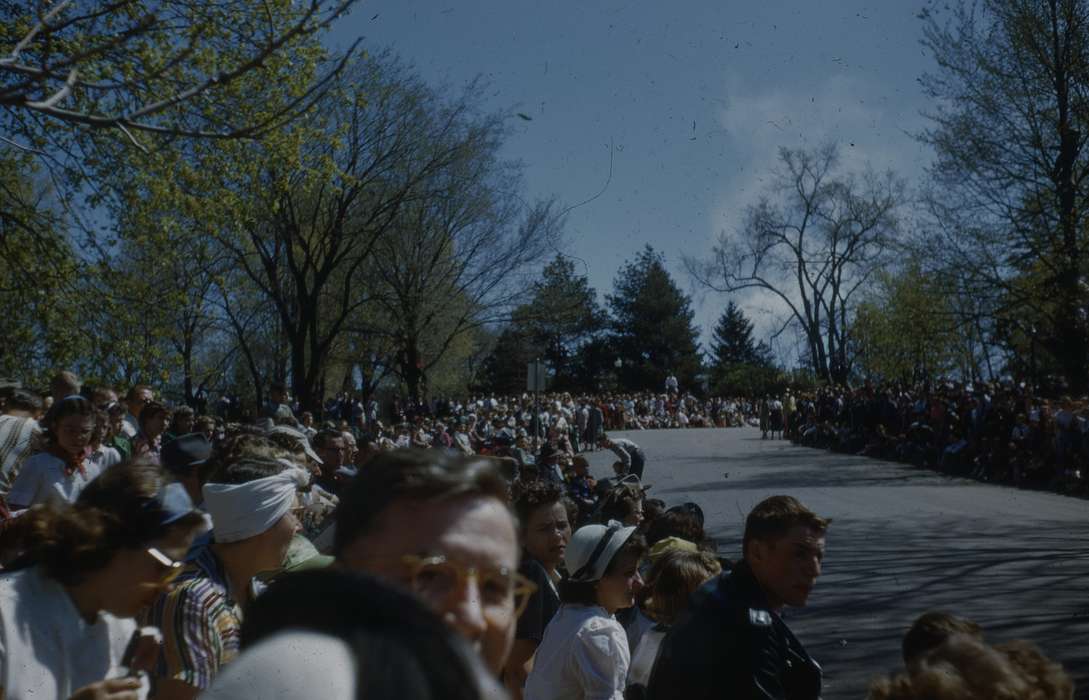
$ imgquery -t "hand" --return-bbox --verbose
[68,677,142,700]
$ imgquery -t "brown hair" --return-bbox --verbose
[867,634,1073,700]
[902,611,983,666]
[39,394,95,449]
[642,549,721,625]
[17,459,205,585]
[333,449,510,557]
[742,495,829,559]
[513,480,565,533]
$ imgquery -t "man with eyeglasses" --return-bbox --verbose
[122,384,154,439]
[333,449,529,676]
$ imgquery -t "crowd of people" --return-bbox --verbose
[776,381,1089,496]
[0,371,1076,699]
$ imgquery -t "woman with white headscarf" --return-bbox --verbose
[524,522,647,700]
[141,449,306,700]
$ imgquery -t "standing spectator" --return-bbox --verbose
[312,430,348,493]
[524,522,646,700]
[86,409,122,473]
[0,459,205,700]
[122,385,154,440]
[8,395,100,509]
[166,406,195,444]
[0,389,42,505]
[105,402,133,460]
[262,382,293,421]
[142,455,305,699]
[132,401,169,463]
[334,450,528,676]
[647,496,827,700]
[506,481,573,699]
[49,370,81,403]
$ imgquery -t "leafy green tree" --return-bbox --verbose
[607,246,703,392]
[918,0,1089,390]
[512,255,607,388]
[852,261,959,383]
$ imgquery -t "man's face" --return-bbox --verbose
[128,389,152,417]
[318,437,346,470]
[339,494,520,674]
[174,414,194,434]
[748,525,825,610]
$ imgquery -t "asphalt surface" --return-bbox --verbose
[585,426,1089,699]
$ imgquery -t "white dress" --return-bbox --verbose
[0,567,144,700]
[524,605,629,700]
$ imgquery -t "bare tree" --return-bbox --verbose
[687,143,904,384]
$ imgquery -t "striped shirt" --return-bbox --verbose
[0,416,39,503]
[141,545,243,690]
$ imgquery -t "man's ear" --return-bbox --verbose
[748,538,770,567]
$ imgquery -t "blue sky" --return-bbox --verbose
[328,1,938,362]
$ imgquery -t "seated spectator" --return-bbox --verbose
[524,522,646,700]
[506,480,572,699]
[334,449,529,676]
[0,459,205,700]
[628,549,721,695]
[0,389,42,505]
[867,634,1073,700]
[142,453,306,699]
[8,395,100,509]
[901,610,983,669]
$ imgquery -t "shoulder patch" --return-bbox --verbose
[749,609,773,627]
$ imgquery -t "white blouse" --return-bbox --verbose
[524,605,629,700]
[0,567,144,700]
[7,452,101,508]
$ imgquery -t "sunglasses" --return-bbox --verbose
[145,546,185,584]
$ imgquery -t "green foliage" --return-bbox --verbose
[607,245,703,392]
[852,261,959,383]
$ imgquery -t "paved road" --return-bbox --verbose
[585,427,1089,699]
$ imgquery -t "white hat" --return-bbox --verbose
[565,521,637,582]
[202,631,355,699]
[268,425,323,465]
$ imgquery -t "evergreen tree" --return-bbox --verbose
[708,302,776,395]
[607,246,703,392]
[710,302,762,366]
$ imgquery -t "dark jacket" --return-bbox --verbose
[645,561,821,700]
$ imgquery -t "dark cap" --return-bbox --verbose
[161,433,213,475]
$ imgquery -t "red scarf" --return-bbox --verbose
[51,446,87,478]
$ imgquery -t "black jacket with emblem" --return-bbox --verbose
[644,560,821,700]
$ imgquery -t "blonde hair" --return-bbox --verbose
[867,634,1073,700]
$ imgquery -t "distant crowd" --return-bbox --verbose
[778,381,1089,496]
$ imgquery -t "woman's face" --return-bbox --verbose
[596,550,643,614]
[523,501,571,573]
[624,500,645,528]
[54,414,93,456]
[101,525,196,619]
[255,507,301,574]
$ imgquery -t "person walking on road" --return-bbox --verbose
[646,495,828,700]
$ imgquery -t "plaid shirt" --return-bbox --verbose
[141,545,243,690]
